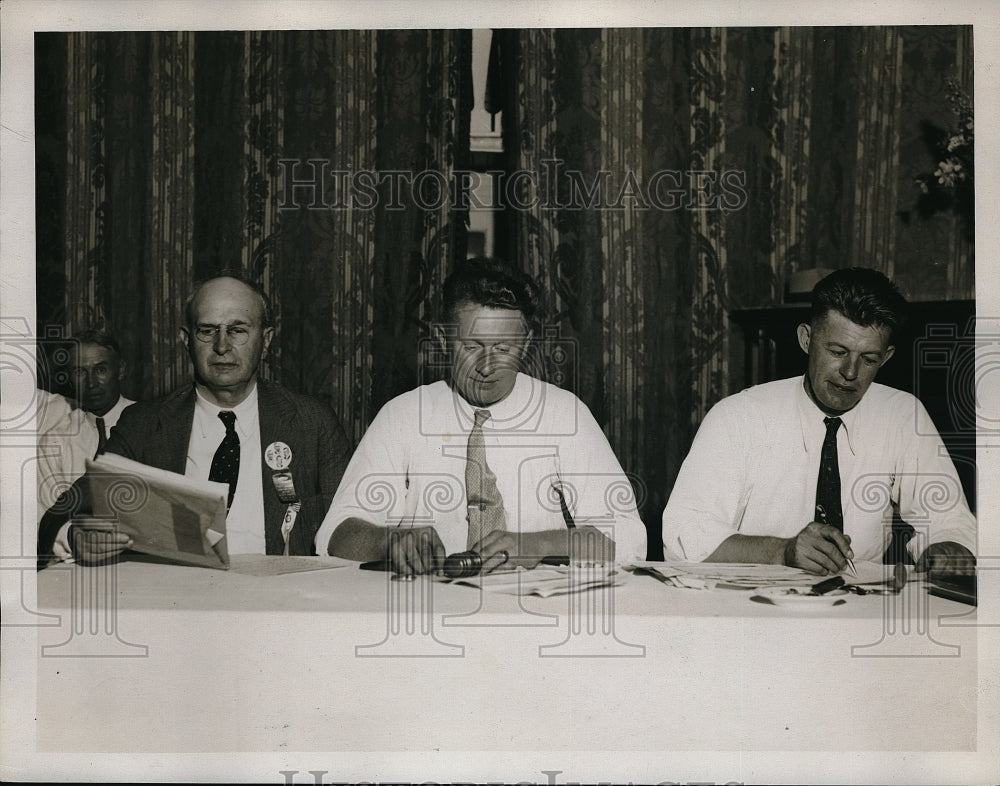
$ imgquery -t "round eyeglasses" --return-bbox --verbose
[193,324,252,346]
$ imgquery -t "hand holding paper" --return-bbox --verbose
[70,518,133,565]
[85,453,230,569]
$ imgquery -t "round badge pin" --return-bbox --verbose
[264,441,293,470]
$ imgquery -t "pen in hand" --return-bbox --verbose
[816,504,857,577]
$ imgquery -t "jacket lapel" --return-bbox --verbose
[156,385,197,474]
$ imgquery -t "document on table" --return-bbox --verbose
[626,560,908,590]
[227,554,355,576]
[844,560,918,586]
[84,453,229,569]
[445,563,627,598]
[628,560,821,590]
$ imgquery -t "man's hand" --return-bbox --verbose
[915,541,975,579]
[387,525,446,575]
[70,521,132,566]
[475,530,542,574]
[473,526,615,574]
[783,522,854,575]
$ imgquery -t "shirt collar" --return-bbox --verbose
[451,372,532,431]
[193,384,259,439]
[85,395,127,427]
[795,376,859,456]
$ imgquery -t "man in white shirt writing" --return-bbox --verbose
[662,267,975,578]
[316,258,647,574]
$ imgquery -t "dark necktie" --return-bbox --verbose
[209,411,240,511]
[95,416,107,458]
[815,416,843,530]
[465,408,506,549]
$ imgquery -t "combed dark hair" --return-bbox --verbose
[810,267,908,340]
[184,271,273,328]
[71,328,122,357]
[441,257,541,325]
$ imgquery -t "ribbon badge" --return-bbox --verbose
[266,442,299,555]
[264,441,293,471]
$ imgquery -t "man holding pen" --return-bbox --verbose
[662,268,975,578]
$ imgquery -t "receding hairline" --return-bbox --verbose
[185,276,271,327]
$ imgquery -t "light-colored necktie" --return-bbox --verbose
[466,408,506,549]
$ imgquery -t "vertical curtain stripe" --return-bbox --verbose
[690,27,728,421]
[600,28,644,477]
[332,30,377,442]
[148,32,195,394]
[851,28,903,276]
[64,32,102,330]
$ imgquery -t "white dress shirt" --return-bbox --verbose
[186,386,266,554]
[87,394,135,438]
[37,390,97,523]
[315,373,647,562]
[662,376,977,563]
[47,394,135,558]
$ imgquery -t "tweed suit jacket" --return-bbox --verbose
[38,379,351,560]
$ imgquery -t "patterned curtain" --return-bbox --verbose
[498,26,973,556]
[36,30,472,445]
[36,27,971,558]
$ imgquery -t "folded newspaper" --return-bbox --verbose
[84,453,230,569]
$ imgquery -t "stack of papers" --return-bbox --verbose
[627,560,905,590]
[627,561,820,590]
[444,563,627,598]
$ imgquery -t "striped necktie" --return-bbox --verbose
[465,408,506,549]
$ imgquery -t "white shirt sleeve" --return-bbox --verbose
[661,398,750,562]
[313,400,408,555]
[898,399,977,559]
[560,401,647,563]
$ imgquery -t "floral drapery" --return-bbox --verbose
[37,27,972,557]
[36,30,472,444]
[494,26,973,553]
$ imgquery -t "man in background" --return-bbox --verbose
[70,328,135,454]
[662,267,975,578]
[315,258,647,574]
[38,274,352,564]
[36,329,135,561]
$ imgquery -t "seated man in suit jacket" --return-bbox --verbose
[38,274,352,565]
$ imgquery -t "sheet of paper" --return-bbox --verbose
[227,555,355,576]
[627,560,917,590]
[627,560,819,589]
[446,563,627,597]
[845,560,918,586]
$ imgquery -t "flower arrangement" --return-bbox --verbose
[915,78,974,241]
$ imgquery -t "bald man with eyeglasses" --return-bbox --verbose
[38,274,352,566]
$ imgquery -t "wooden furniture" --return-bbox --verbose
[729,300,977,513]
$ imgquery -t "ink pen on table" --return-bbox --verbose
[816,504,857,577]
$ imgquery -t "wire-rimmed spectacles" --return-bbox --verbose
[192,324,253,346]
